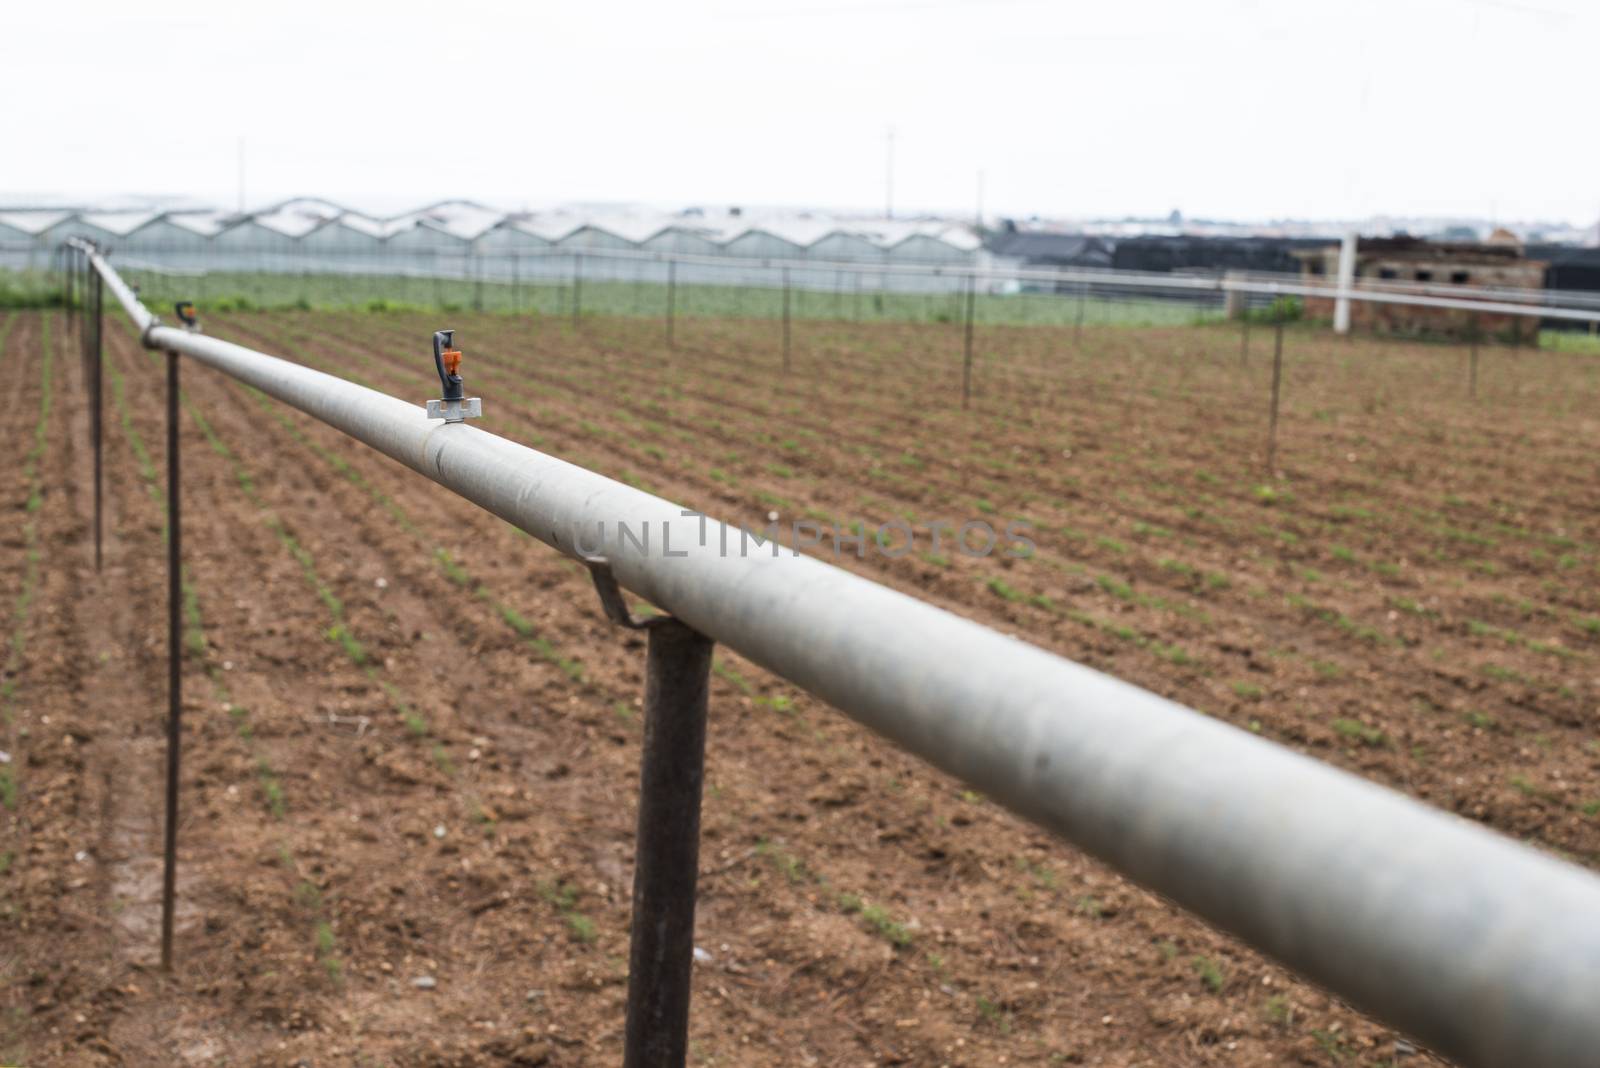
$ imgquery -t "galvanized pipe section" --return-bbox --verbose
[83,248,1600,1068]
[100,240,1600,325]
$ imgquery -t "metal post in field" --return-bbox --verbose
[961,274,977,409]
[1241,305,1252,366]
[92,269,103,571]
[1469,313,1480,400]
[472,251,483,313]
[582,559,713,1068]
[666,260,676,349]
[161,349,182,973]
[74,250,85,380]
[65,246,75,326]
[622,618,713,1068]
[1074,280,1086,344]
[1266,318,1284,473]
[512,254,521,315]
[781,267,792,372]
[573,254,584,330]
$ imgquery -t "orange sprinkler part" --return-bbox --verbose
[442,348,462,377]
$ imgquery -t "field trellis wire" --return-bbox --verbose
[22,238,1600,1066]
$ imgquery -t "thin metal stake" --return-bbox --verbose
[961,274,976,409]
[1074,280,1086,343]
[573,254,584,330]
[1241,308,1252,366]
[781,267,791,372]
[1266,319,1284,473]
[1469,313,1480,400]
[65,247,75,327]
[161,349,182,973]
[623,618,713,1068]
[666,260,676,349]
[92,270,103,571]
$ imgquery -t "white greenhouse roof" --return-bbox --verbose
[78,211,161,236]
[0,211,72,235]
[166,212,231,237]
[0,198,985,258]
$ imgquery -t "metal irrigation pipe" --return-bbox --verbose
[73,242,1600,1068]
[101,243,1600,325]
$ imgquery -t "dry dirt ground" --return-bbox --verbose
[2,306,1598,1066]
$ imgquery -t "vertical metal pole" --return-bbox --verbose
[1241,304,1252,366]
[1075,281,1086,343]
[1469,313,1480,400]
[573,254,584,330]
[961,274,976,409]
[160,349,182,973]
[623,619,713,1068]
[781,267,791,373]
[512,254,521,314]
[92,269,103,571]
[472,250,483,312]
[666,260,677,349]
[1266,319,1284,473]
[77,251,87,382]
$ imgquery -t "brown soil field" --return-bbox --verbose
[3,305,1598,1066]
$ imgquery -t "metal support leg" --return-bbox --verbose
[624,619,712,1068]
[781,267,792,373]
[92,271,103,571]
[666,260,676,349]
[961,274,976,409]
[1469,313,1480,400]
[582,560,713,1068]
[1241,309,1251,366]
[161,350,182,972]
[572,254,583,331]
[1266,320,1284,474]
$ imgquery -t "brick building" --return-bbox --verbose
[1294,233,1546,342]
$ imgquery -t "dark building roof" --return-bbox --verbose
[1110,236,1327,275]
[986,231,1113,267]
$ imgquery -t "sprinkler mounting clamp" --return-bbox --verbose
[425,329,482,424]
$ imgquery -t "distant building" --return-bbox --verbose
[1294,234,1546,342]
[985,229,1113,294]
[1113,235,1325,275]
[987,230,1113,273]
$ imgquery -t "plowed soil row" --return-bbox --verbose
[3,306,1596,1066]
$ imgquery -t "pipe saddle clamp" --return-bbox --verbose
[425,329,483,424]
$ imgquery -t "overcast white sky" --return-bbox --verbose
[7,0,1597,225]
